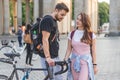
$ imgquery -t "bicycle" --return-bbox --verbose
[0,40,26,58]
[0,39,41,61]
[0,53,70,80]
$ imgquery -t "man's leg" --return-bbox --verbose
[40,57,63,80]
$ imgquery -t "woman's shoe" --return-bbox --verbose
[29,64,33,66]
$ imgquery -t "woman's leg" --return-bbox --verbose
[25,44,30,64]
[71,59,88,80]
[71,59,79,80]
[29,47,33,65]
[78,60,88,80]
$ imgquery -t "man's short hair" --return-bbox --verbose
[55,2,69,12]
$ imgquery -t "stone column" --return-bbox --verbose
[90,0,98,33]
[39,0,43,17]
[13,0,17,32]
[43,0,56,16]
[109,0,120,36]
[74,0,85,20]
[0,0,4,35]
[26,0,30,25]
[4,0,10,34]
[33,0,39,23]
[17,0,22,26]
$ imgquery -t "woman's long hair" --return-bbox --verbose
[25,24,32,34]
[79,13,92,44]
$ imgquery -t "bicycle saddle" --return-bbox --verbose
[11,40,16,43]
[4,53,20,59]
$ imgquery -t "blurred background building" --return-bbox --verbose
[0,0,98,35]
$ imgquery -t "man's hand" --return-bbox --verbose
[46,58,55,66]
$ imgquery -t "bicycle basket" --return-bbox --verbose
[1,40,9,46]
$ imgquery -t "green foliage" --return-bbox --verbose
[29,2,33,24]
[22,2,26,25]
[98,2,109,26]
[72,0,74,20]
[9,1,33,26]
[9,1,13,26]
[22,1,33,25]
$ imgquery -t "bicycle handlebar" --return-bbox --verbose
[45,59,71,79]
[54,60,69,75]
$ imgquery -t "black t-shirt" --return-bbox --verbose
[39,15,59,58]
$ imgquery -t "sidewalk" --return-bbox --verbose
[0,35,120,80]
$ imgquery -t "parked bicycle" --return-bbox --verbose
[0,40,26,58]
[0,53,70,80]
[0,40,42,62]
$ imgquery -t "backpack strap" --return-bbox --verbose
[70,30,76,40]
[38,18,42,33]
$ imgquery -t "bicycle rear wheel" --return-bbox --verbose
[0,46,16,58]
[0,75,8,80]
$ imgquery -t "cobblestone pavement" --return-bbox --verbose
[0,35,120,80]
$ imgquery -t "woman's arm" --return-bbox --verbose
[92,38,98,74]
[64,39,72,60]
[92,38,97,64]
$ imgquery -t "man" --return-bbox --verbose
[17,25,23,47]
[39,2,69,80]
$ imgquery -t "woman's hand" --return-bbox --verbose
[93,65,98,75]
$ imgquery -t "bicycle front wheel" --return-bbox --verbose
[0,75,8,80]
[0,46,16,58]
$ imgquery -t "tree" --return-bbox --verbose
[22,1,33,25]
[9,0,13,26]
[72,0,74,20]
[98,2,109,26]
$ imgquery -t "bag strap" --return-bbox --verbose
[70,30,76,40]
[38,18,42,34]
[51,34,56,42]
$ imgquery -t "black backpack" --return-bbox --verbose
[31,18,43,54]
[31,17,58,55]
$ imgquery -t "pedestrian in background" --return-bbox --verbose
[25,24,33,66]
[64,13,98,80]
[39,2,69,80]
[17,25,23,47]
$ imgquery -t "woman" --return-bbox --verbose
[64,13,98,80]
[25,24,33,66]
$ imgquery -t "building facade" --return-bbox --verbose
[0,0,98,35]
[109,0,120,35]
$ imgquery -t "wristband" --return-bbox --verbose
[93,64,97,66]
[46,56,50,58]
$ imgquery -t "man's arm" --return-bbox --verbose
[42,30,54,66]
[42,31,51,58]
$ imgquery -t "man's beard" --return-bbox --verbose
[55,14,62,22]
